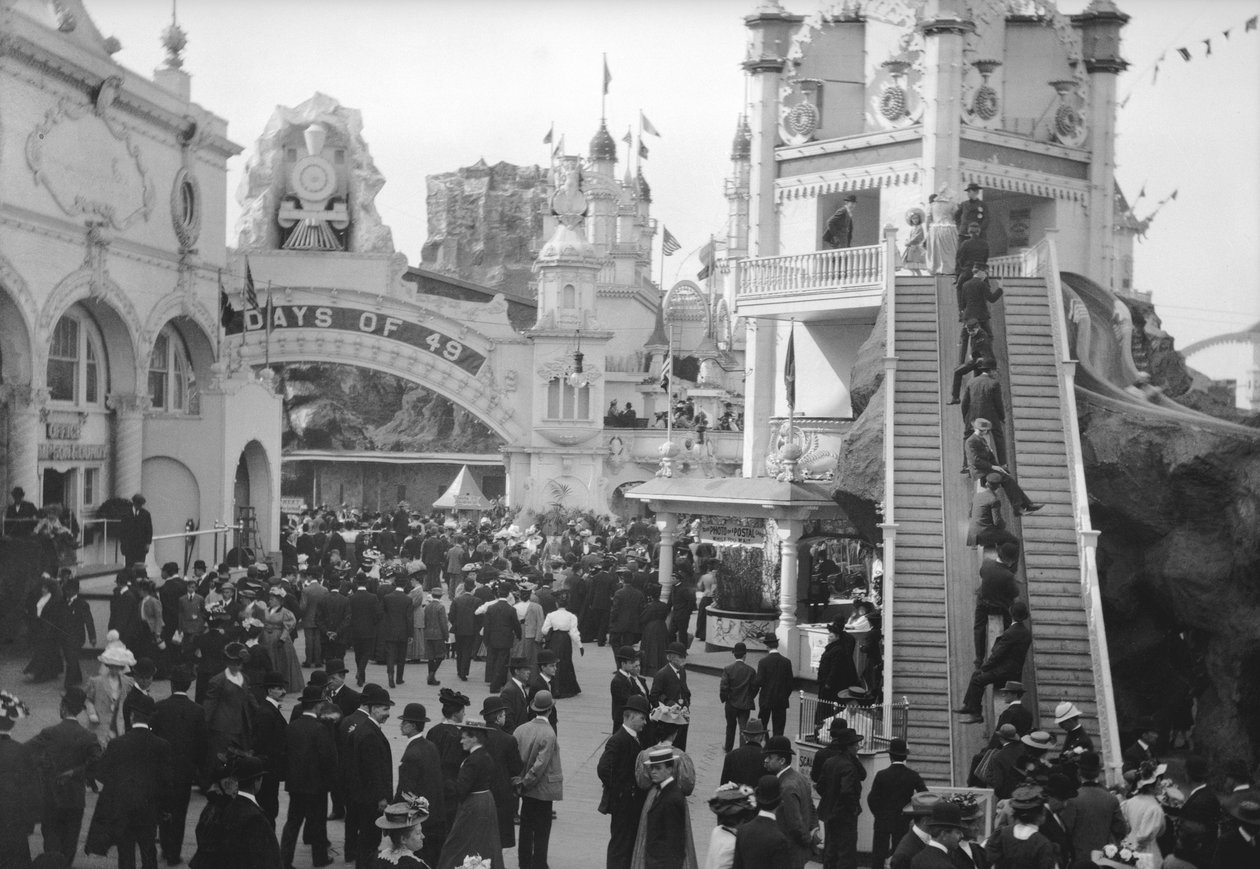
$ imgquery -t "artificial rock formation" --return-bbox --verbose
[421,160,548,299]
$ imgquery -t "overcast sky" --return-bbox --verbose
[92,0,1260,350]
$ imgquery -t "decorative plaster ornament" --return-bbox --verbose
[785,101,820,139]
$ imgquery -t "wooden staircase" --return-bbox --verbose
[999,278,1100,735]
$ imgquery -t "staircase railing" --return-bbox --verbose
[1027,232,1124,784]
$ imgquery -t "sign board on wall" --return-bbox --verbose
[279,497,308,514]
[700,516,764,545]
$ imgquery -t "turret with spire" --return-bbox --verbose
[154,1,191,100]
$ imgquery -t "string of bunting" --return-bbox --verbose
[1121,13,1258,108]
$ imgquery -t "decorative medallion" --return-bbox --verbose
[785,101,820,139]
[973,85,1000,121]
[1053,105,1085,145]
[879,86,907,121]
[170,168,201,250]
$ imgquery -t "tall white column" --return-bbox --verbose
[775,518,804,655]
[919,3,973,202]
[656,511,678,603]
[1,384,47,500]
[108,392,150,499]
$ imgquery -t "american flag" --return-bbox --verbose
[661,227,680,257]
[243,259,259,310]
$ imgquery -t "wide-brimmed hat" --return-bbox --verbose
[616,645,640,662]
[650,704,690,726]
[480,695,507,718]
[644,747,675,767]
[1021,730,1055,751]
[623,695,651,717]
[222,642,248,663]
[965,183,983,192]
[1008,784,1044,810]
[1054,701,1083,724]
[741,719,767,736]
[925,802,967,832]
[400,703,430,724]
[997,681,1025,695]
[376,798,430,830]
[1135,761,1168,789]
[359,684,394,707]
[530,691,555,714]
[708,783,757,818]
[973,418,993,432]
[1222,788,1260,826]
[906,207,925,223]
[832,728,863,747]
[665,642,688,658]
[903,791,941,816]
[763,736,795,758]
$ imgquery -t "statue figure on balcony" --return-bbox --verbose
[821,193,857,249]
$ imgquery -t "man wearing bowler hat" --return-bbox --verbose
[500,656,532,733]
[344,684,394,869]
[515,690,563,869]
[720,642,760,752]
[599,694,650,869]
[650,641,692,750]
[733,775,793,869]
[395,702,445,867]
[529,649,561,732]
[762,736,816,869]
[909,802,967,868]
[211,752,282,869]
[955,601,1033,724]
[254,671,289,824]
[1060,750,1125,861]
[888,791,941,869]
[866,738,927,869]
[610,645,649,733]
[481,694,525,851]
[993,680,1033,739]
[815,724,865,869]
[756,631,795,738]
[721,719,769,789]
[282,684,338,868]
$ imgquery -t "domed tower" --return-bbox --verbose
[586,122,619,249]
[726,115,752,259]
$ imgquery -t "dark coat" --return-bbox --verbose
[89,725,173,848]
[979,620,1031,684]
[816,749,866,822]
[285,713,338,794]
[29,718,102,811]
[889,828,927,869]
[500,678,529,733]
[961,374,1004,427]
[448,591,480,637]
[527,673,559,730]
[63,595,97,645]
[1121,739,1156,772]
[954,235,991,275]
[327,683,361,720]
[609,585,646,633]
[823,206,855,249]
[482,599,521,650]
[597,726,645,817]
[818,635,859,700]
[644,780,687,869]
[120,506,154,562]
[316,591,351,640]
[380,589,415,642]
[995,701,1034,737]
[204,672,257,748]
[152,693,208,786]
[756,651,795,710]
[720,659,760,711]
[209,793,282,869]
[976,560,1019,611]
[732,814,793,869]
[720,743,767,789]
[610,670,649,729]
[908,844,955,869]
[253,700,288,778]
[344,716,392,806]
[866,762,927,823]
[484,726,525,848]
[348,589,383,641]
[650,664,691,708]
[959,276,1003,323]
[964,433,1005,477]
[395,735,445,827]
[587,571,615,612]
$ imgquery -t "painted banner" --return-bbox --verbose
[226,304,485,374]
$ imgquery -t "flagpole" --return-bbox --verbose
[666,321,674,443]
[215,268,223,363]
[636,110,642,175]
[788,318,796,449]
[264,281,273,369]
[601,52,607,122]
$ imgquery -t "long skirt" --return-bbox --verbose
[437,791,504,869]
[640,620,669,672]
[545,632,580,699]
[927,224,958,275]
[268,634,305,693]
[629,791,698,869]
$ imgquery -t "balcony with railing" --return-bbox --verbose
[735,241,887,321]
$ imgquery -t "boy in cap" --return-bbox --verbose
[867,738,928,869]
[733,775,793,869]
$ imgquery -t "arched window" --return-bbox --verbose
[561,284,577,308]
[149,326,198,414]
[47,312,105,405]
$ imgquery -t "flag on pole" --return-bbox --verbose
[638,140,649,160]
[243,259,259,309]
[1176,47,1191,61]
[784,325,796,409]
[1169,189,1178,201]
[697,239,716,280]
[622,129,633,145]
[603,55,612,95]
[218,270,235,328]
[543,124,554,145]
[1246,15,1257,32]
[552,135,564,160]
[1223,28,1232,40]
[660,352,672,393]
[1202,38,1212,55]
[662,227,680,256]
[640,111,661,137]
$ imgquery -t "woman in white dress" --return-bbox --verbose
[1121,761,1168,862]
[926,189,959,275]
[703,784,756,869]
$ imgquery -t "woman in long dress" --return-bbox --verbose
[1121,762,1168,862]
[900,207,928,275]
[638,586,671,673]
[262,587,304,691]
[539,592,582,698]
[926,191,959,275]
[437,724,504,869]
[24,575,66,683]
[630,708,698,869]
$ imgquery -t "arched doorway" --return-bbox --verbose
[233,440,274,565]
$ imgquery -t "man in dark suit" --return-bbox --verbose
[348,582,383,687]
[719,642,760,752]
[599,694,650,869]
[973,542,1020,666]
[610,646,649,732]
[955,600,1032,721]
[3,485,37,536]
[216,753,283,869]
[907,802,967,869]
[822,194,857,249]
[254,671,289,825]
[448,579,480,681]
[394,703,445,867]
[281,685,338,869]
[380,577,414,688]
[756,632,795,737]
[120,493,155,568]
[956,262,1003,358]
[954,183,989,236]
[816,728,865,869]
[123,657,158,732]
[888,791,939,869]
[0,694,39,868]
[953,220,990,284]
[88,692,172,869]
[1060,751,1126,861]
[1121,719,1159,772]
[1178,754,1220,866]
[966,419,1042,515]
[733,775,793,869]
[965,473,1021,550]
[1214,788,1260,869]
[29,687,102,862]
[585,566,615,646]
[344,684,394,869]
[650,642,692,750]
[866,738,927,869]
[60,576,97,688]
[608,573,645,654]
[642,748,687,869]
[482,585,521,693]
[721,719,769,788]
[527,649,561,732]
[957,360,1005,463]
[992,681,1034,741]
[500,657,532,733]
[316,581,351,663]
[151,668,207,865]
